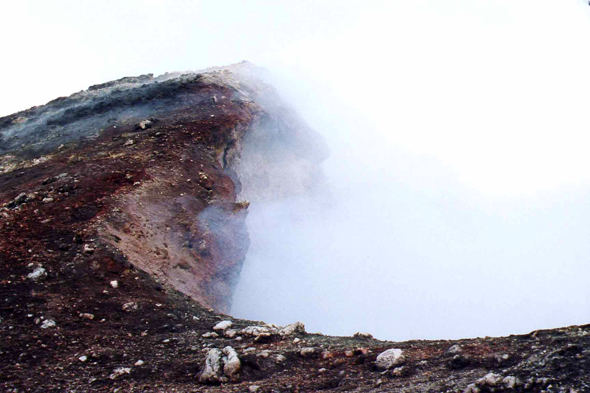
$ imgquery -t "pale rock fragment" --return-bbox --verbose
[41,319,56,329]
[222,346,241,378]
[109,367,131,380]
[199,346,241,382]
[503,376,518,389]
[122,302,138,312]
[392,366,404,377]
[199,348,223,383]
[27,267,46,281]
[447,344,462,354]
[83,244,95,254]
[477,373,502,387]
[353,332,373,339]
[279,322,305,336]
[241,325,272,336]
[375,348,405,370]
[463,384,480,393]
[135,119,153,130]
[300,347,317,358]
[213,320,233,331]
[241,325,274,341]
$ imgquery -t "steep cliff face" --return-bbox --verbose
[0,64,589,392]
[0,62,325,313]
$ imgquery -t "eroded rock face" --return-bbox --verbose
[0,62,326,313]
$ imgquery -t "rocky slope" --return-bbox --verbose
[0,63,589,392]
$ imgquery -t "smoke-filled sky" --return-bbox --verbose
[3,0,590,340]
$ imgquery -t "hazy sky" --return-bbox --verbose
[3,0,590,340]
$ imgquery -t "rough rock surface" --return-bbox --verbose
[1,63,589,392]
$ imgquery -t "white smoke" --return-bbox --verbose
[232,0,590,340]
[3,0,590,341]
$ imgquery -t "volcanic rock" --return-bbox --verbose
[375,348,405,370]
[1,62,589,392]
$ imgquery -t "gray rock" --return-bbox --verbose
[135,119,153,130]
[83,244,95,254]
[40,319,56,329]
[241,325,274,340]
[222,346,241,378]
[503,376,519,389]
[27,267,46,281]
[122,302,138,312]
[109,367,131,380]
[476,373,502,387]
[375,348,405,370]
[279,322,306,336]
[447,344,462,354]
[199,348,223,383]
[199,346,241,383]
[300,347,317,358]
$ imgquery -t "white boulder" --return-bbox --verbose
[213,320,233,331]
[199,348,223,383]
[222,346,241,378]
[375,348,405,370]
